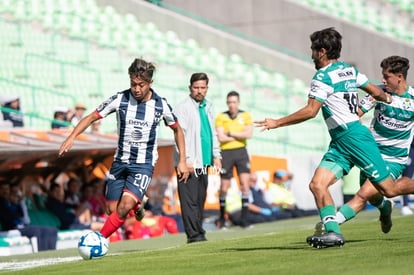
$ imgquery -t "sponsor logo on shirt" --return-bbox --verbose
[377,113,407,129]
[128,119,149,127]
[344,81,357,91]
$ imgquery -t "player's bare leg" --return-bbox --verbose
[307,167,345,248]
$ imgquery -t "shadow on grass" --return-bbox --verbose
[220,238,389,251]
[221,245,307,251]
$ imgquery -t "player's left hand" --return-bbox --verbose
[177,161,189,183]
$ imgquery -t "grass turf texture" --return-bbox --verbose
[1,210,414,274]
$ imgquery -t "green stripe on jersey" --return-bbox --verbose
[380,104,414,122]
[373,122,411,140]
[378,144,408,158]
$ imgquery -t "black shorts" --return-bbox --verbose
[220,147,250,179]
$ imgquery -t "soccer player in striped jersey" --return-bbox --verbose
[59,58,189,241]
[255,28,414,248]
[335,56,414,233]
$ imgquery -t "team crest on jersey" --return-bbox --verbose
[403,98,412,109]
[154,111,162,123]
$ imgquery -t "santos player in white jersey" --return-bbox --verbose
[59,58,189,241]
[334,56,414,233]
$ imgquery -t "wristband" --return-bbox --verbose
[386,94,391,104]
[227,132,231,137]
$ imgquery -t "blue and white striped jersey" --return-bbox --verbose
[309,62,369,139]
[359,86,414,165]
[96,89,178,166]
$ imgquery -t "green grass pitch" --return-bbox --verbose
[1,209,414,274]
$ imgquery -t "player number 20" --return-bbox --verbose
[133,174,151,192]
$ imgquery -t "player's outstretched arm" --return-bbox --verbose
[254,98,323,131]
[361,83,392,104]
[58,111,100,157]
[171,123,189,183]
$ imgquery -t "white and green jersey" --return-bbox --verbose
[309,62,369,139]
[359,86,414,165]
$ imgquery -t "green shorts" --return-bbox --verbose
[359,160,405,186]
[318,123,390,185]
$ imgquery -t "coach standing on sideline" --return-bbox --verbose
[173,72,222,243]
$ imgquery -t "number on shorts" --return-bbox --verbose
[133,173,152,193]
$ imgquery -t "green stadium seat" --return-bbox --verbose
[0,0,14,14]
[12,1,27,22]
[68,15,84,37]
[289,78,308,94]
[124,13,140,31]
[398,0,414,12]
[271,72,289,92]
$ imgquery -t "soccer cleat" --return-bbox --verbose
[134,207,145,221]
[134,196,148,221]
[379,200,393,234]
[313,221,325,236]
[306,232,345,249]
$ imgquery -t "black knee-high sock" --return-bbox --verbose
[241,195,249,221]
[219,197,226,220]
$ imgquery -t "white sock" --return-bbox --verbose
[335,212,346,225]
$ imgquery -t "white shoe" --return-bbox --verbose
[400,206,413,216]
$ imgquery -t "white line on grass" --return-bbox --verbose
[0,256,81,271]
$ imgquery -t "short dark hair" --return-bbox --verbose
[380,55,410,79]
[310,27,342,60]
[128,58,156,82]
[227,90,239,99]
[190,72,209,86]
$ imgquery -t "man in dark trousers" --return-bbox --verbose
[173,72,222,243]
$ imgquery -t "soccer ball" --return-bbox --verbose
[78,231,108,260]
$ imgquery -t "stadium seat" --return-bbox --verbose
[0,0,13,14]
[398,0,414,12]
[271,71,289,92]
